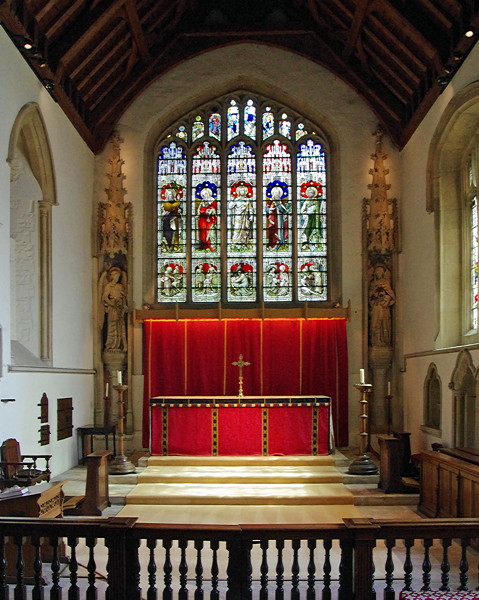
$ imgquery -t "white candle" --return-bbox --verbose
[118,370,122,385]
[388,381,391,395]
[105,382,109,397]
[359,369,365,384]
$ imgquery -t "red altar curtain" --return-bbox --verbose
[143,318,349,447]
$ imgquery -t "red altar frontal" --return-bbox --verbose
[150,396,331,456]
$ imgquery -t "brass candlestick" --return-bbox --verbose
[109,384,136,474]
[348,382,378,475]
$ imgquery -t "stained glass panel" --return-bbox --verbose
[297,141,327,256]
[471,195,478,329]
[191,142,221,303]
[177,125,187,141]
[263,141,292,253]
[227,259,256,302]
[298,257,327,301]
[227,144,256,247]
[192,116,205,141]
[157,142,187,303]
[244,100,256,139]
[227,101,240,141]
[209,112,221,140]
[158,260,187,301]
[262,108,274,140]
[296,123,308,140]
[279,114,291,139]
[264,258,293,301]
[192,259,221,302]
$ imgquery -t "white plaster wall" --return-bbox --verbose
[0,30,95,474]
[111,43,400,447]
[399,44,479,454]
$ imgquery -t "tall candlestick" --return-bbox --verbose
[348,382,378,475]
[359,369,365,384]
[109,383,135,474]
[105,382,109,397]
[118,370,122,385]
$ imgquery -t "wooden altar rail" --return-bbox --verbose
[0,516,479,598]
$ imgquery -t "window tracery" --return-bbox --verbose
[156,94,329,305]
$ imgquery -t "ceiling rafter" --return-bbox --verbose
[374,2,442,66]
[69,21,126,80]
[1,0,477,152]
[364,28,421,88]
[343,0,375,58]
[76,34,130,94]
[123,0,151,62]
[53,0,127,72]
[41,1,86,40]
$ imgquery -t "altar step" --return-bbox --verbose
[137,465,342,484]
[146,455,336,467]
[126,482,353,506]
[125,455,354,507]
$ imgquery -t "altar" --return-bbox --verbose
[150,396,331,456]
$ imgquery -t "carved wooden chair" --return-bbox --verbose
[0,438,51,489]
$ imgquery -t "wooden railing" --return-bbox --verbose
[0,516,479,599]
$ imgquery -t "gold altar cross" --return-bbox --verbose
[232,354,250,399]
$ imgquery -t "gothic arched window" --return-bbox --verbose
[466,145,479,330]
[155,94,331,305]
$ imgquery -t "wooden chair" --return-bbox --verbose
[0,438,51,489]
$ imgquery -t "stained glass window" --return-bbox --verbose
[244,100,256,140]
[192,116,204,141]
[156,94,330,305]
[471,194,478,329]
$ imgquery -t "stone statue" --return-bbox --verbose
[101,266,128,351]
[369,265,395,347]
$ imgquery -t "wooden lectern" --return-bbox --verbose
[0,481,66,582]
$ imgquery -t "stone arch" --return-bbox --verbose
[451,349,476,447]
[7,103,56,364]
[423,363,441,434]
[142,87,342,307]
[427,81,479,348]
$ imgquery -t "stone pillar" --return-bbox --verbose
[95,132,132,433]
[363,127,398,434]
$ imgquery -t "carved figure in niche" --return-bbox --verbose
[368,265,395,347]
[101,266,128,351]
